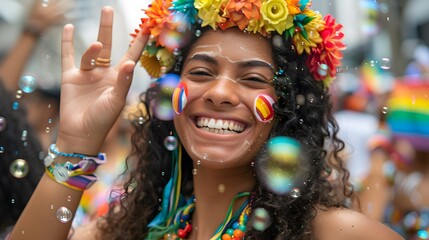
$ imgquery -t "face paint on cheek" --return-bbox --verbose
[253,94,275,123]
[172,81,188,114]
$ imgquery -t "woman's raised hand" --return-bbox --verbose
[57,7,148,154]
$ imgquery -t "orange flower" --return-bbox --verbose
[144,0,174,38]
[223,0,262,30]
[286,0,301,15]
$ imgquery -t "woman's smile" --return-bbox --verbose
[196,116,246,134]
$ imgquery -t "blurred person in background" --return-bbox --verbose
[0,0,136,234]
[333,60,394,191]
[0,0,71,149]
[0,0,134,237]
[359,80,429,239]
[0,1,69,237]
[404,43,429,81]
[9,1,404,239]
[0,80,45,238]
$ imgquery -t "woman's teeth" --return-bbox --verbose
[196,117,245,134]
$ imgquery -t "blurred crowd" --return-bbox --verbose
[0,0,148,236]
[0,0,428,239]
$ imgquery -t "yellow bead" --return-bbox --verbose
[163,233,178,240]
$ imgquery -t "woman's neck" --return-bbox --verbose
[188,164,255,240]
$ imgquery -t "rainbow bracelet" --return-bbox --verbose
[44,144,106,191]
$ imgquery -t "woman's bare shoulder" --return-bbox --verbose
[312,207,404,240]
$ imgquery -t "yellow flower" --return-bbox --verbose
[194,0,227,29]
[260,0,293,34]
[140,48,175,78]
[247,18,266,35]
[293,9,324,55]
[194,0,210,8]
[156,48,176,72]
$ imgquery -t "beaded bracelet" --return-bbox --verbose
[44,144,106,191]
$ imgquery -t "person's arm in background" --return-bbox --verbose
[358,149,392,221]
[8,7,148,240]
[0,0,71,91]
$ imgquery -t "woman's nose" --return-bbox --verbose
[202,77,240,107]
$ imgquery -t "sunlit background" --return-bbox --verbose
[1,0,428,203]
[1,0,429,238]
[0,0,152,100]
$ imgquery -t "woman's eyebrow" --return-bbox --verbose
[237,60,275,73]
[187,53,218,65]
[187,54,274,73]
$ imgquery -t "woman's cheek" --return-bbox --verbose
[172,81,189,114]
[253,94,276,123]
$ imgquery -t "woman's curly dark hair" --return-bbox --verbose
[100,29,353,240]
[0,81,45,233]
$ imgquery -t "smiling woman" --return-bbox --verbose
[174,29,277,170]
[9,1,404,240]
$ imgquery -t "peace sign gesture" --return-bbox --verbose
[57,7,148,155]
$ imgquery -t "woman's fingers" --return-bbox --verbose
[113,60,136,100]
[80,42,103,71]
[96,6,114,61]
[61,24,76,72]
[116,28,149,70]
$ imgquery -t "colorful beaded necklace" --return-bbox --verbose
[168,192,252,240]
[146,142,253,240]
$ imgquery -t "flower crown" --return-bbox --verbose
[132,0,346,87]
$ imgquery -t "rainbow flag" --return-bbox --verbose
[386,81,429,151]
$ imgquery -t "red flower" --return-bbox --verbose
[307,14,346,81]
[130,18,151,40]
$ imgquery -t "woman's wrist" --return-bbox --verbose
[55,133,104,158]
[23,20,43,38]
[43,143,107,191]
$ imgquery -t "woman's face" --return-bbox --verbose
[174,28,277,169]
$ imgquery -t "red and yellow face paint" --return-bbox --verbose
[172,81,188,114]
[253,94,275,123]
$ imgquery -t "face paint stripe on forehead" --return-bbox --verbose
[187,46,274,70]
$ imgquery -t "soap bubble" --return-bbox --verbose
[380,57,391,70]
[0,117,6,131]
[163,135,178,151]
[56,207,73,223]
[250,208,271,231]
[153,74,181,121]
[19,75,37,93]
[317,64,328,77]
[9,159,29,178]
[258,137,309,195]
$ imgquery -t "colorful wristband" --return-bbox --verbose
[43,144,106,191]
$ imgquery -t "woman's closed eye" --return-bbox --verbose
[188,68,213,77]
[241,74,271,84]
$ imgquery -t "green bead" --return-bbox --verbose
[238,224,247,232]
[226,228,234,235]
